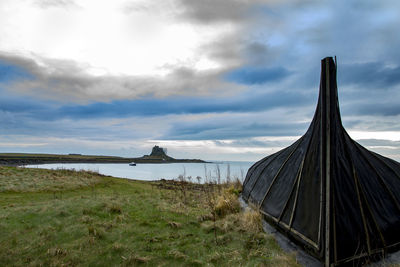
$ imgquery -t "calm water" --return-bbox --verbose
[25,161,254,182]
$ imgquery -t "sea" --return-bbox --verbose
[25,161,254,183]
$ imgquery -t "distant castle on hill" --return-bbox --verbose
[141,146,173,160]
[133,145,205,163]
[150,146,167,157]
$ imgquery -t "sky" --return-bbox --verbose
[1,0,400,162]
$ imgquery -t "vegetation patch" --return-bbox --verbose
[0,166,103,192]
[0,165,299,266]
[214,187,241,217]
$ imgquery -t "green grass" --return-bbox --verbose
[0,166,103,193]
[0,166,299,266]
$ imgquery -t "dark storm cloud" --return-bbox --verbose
[244,42,275,66]
[0,112,131,140]
[176,0,252,24]
[352,103,400,117]
[225,66,290,85]
[0,60,33,82]
[0,54,40,79]
[339,62,400,89]
[198,34,244,67]
[164,119,308,140]
[0,92,51,114]
[198,36,278,69]
[0,53,242,103]
[176,0,317,25]
[213,139,296,149]
[54,89,311,120]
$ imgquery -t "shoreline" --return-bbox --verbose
[0,153,208,166]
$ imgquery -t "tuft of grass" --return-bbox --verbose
[240,207,263,234]
[107,203,122,214]
[167,221,182,228]
[226,182,242,196]
[168,249,188,260]
[122,253,151,266]
[47,247,68,257]
[87,225,105,239]
[214,188,241,218]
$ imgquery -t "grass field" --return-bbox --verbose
[0,166,299,266]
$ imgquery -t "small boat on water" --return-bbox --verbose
[129,162,136,166]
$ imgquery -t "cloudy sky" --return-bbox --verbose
[1,0,400,161]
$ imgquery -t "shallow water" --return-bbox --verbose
[25,161,254,182]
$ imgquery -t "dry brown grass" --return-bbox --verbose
[205,207,263,235]
[168,250,188,260]
[214,187,241,218]
[240,207,263,233]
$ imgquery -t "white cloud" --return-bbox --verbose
[348,131,400,142]
[0,0,231,76]
[34,0,77,9]
[0,142,48,147]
